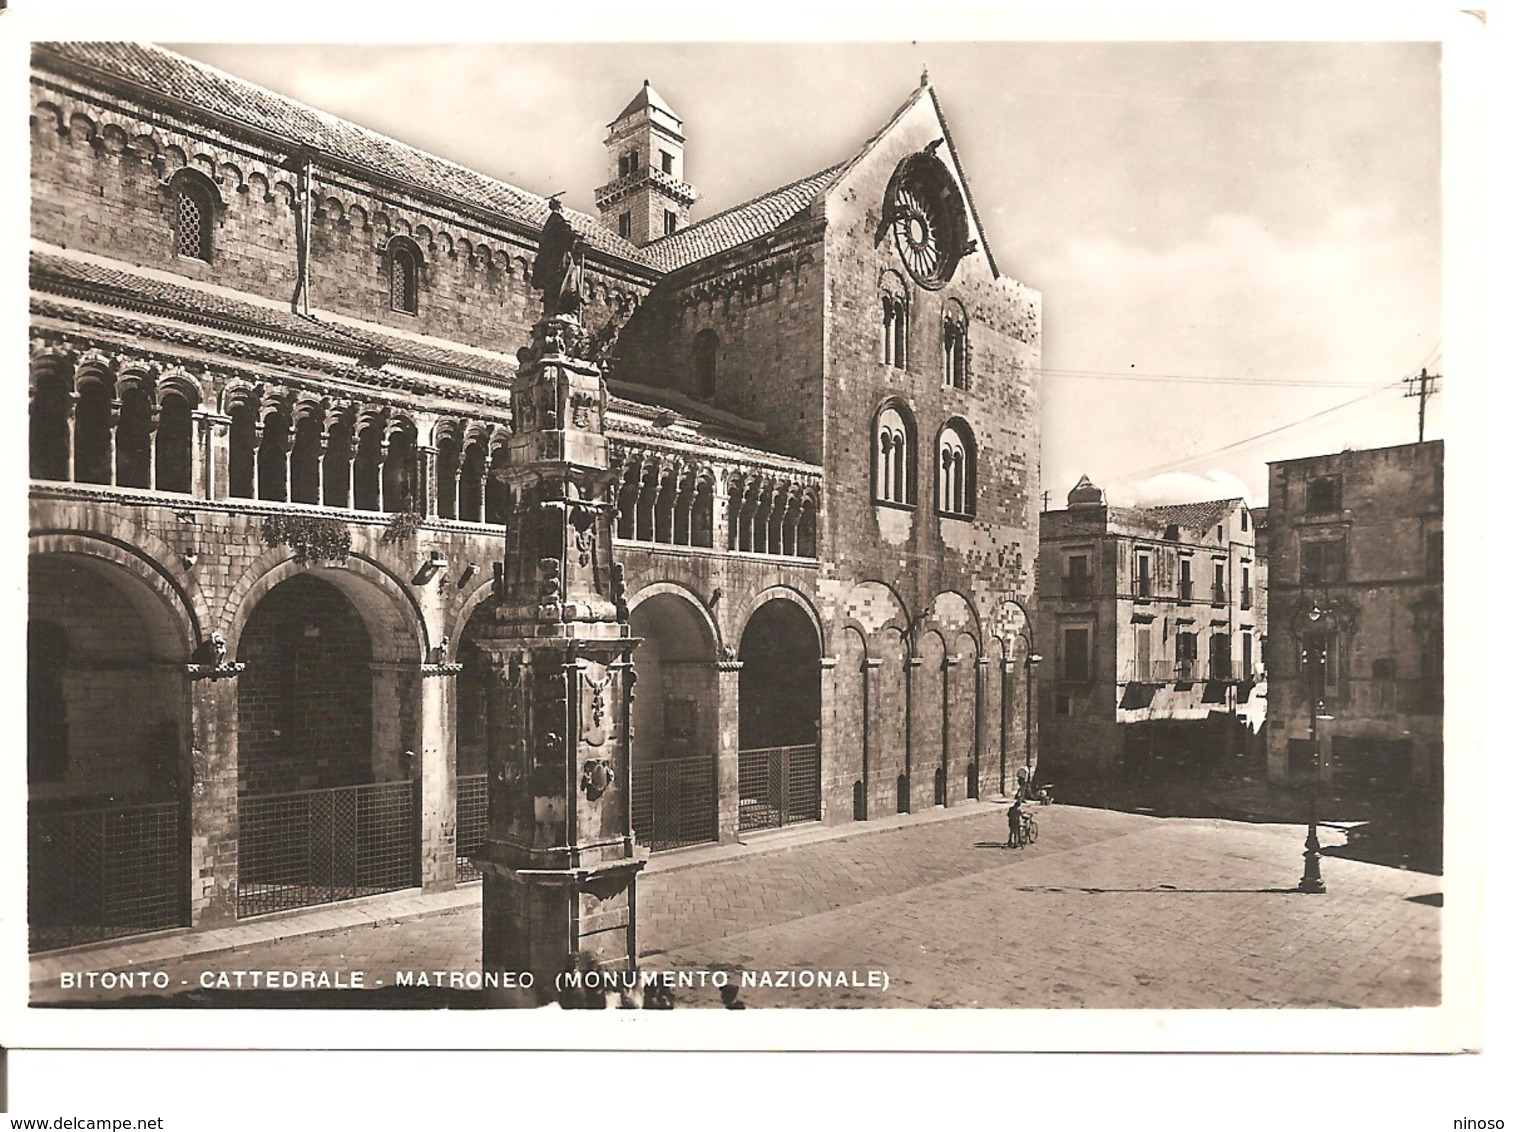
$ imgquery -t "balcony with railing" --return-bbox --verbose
[1061,574,1093,600]
[1240,586,1253,610]
[1179,580,1195,602]
[1211,585,1228,606]
[1133,576,1153,601]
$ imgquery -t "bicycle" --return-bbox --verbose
[1005,805,1038,849]
[1020,809,1038,845]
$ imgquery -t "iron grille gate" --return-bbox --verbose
[454,773,488,882]
[28,800,187,952]
[238,780,417,918]
[631,756,717,853]
[738,744,821,833]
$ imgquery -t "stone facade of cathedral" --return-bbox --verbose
[26,42,1041,951]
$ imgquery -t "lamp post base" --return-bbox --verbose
[1298,825,1326,894]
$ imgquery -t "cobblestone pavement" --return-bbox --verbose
[32,804,1439,1010]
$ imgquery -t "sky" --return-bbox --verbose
[152,37,1443,511]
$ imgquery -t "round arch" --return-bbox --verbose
[628,581,722,655]
[28,547,195,948]
[29,530,208,649]
[220,551,428,663]
[731,584,827,658]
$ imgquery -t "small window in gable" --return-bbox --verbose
[174,176,214,262]
[882,292,909,369]
[936,419,976,518]
[874,401,916,507]
[389,240,419,315]
[943,302,968,389]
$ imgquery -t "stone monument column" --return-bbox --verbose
[473,213,644,997]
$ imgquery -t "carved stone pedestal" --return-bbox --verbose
[472,314,646,1001]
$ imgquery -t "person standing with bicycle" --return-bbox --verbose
[1006,767,1029,849]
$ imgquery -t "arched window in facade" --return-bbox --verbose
[943,302,968,390]
[115,384,153,489]
[484,441,509,524]
[458,438,486,523]
[290,413,323,505]
[388,239,420,315]
[257,408,291,502]
[937,419,977,518]
[873,401,915,506]
[155,389,194,494]
[323,419,352,508]
[435,432,461,520]
[382,420,418,513]
[693,330,718,399]
[174,175,215,263]
[227,398,257,499]
[74,375,115,486]
[352,421,383,512]
[30,367,72,482]
[882,293,909,369]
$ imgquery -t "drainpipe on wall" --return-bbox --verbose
[290,150,314,316]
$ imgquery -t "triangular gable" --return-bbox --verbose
[821,82,1001,281]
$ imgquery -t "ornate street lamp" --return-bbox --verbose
[1299,602,1328,894]
[1026,653,1042,780]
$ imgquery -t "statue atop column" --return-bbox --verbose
[531,196,585,320]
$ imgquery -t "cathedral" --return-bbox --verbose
[26,42,1042,951]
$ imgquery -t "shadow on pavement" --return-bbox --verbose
[1053,769,1442,876]
[1013,885,1303,895]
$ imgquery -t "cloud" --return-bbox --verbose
[1110,469,1255,509]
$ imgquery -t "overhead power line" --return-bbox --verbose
[1109,380,1402,483]
[1035,366,1386,389]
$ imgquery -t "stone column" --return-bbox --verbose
[999,657,1015,799]
[818,655,837,822]
[419,660,462,890]
[473,310,645,1000]
[194,411,224,500]
[185,656,244,928]
[62,391,78,483]
[715,654,743,843]
[903,654,921,813]
[418,444,438,519]
[941,654,957,805]
[105,399,120,486]
[975,655,990,800]
[862,656,881,820]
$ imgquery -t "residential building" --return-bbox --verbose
[1036,476,1264,780]
[1264,441,1442,792]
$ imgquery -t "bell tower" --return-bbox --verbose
[595,80,697,246]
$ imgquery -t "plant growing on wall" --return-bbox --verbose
[261,514,352,565]
[381,509,424,545]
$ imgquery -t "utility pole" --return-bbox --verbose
[1041,490,1050,513]
[1403,368,1440,443]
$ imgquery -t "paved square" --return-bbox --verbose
[31,805,1439,1010]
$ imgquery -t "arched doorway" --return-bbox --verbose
[629,592,719,852]
[235,572,419,916]
[28,554,191,950]
[737,598,821,831]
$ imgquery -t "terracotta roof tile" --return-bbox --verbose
[640,165,842,272]
[1142,498,1245,532]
